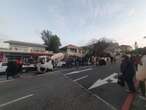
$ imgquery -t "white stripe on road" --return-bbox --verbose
[73,75,88,82]
[65,68,92,76]
[0,79,14,83]
[80,66,93,69]
[93,94,117,110]
[0,94,34,108]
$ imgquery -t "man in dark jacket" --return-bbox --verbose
[120,55,136,93]
[6,60,18,80]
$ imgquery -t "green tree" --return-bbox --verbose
[41,30,61,53]
[132,47,146,55]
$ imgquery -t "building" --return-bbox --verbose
[0,40,53,61]
[120,45,133,53]
[60,44,84,57]
[5,40,47,53]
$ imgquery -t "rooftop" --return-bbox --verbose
[5,40,47,48]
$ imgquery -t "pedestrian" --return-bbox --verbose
[113,57,116,63]
[16,58,23,74]
[131,55,141,71]
[6,61,12,80]
[136,55,146,98]
[120,55,136,93]
[6,60,18,80]
[110,56,114,64]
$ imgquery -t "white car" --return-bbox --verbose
[37,60,53,73]
[37,56,54,73]
[0,62,7,74]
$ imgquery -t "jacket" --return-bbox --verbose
[120,59,136,79]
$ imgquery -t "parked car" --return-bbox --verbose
[37,56,54,73]
[98,59,106,66]
[0,62,7,74]
[22,64,36,73]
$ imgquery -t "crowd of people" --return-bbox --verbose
[120,54,146,98]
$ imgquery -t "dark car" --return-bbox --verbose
[99,59,106,66]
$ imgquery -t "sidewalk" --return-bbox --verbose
[131,81,146,110]
[0,72,35,81]
[131,94,146,110]
[0,74,7,81]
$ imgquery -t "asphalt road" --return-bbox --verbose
[0,64,128,110]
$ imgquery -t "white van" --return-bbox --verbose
[37,56,53,73]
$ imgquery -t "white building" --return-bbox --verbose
[5,40,47,53]
[0,40,53,60]
[60,44,84,57]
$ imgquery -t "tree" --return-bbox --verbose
[87,38,112,57]
[41,30,61,53]
[132,47,146,55]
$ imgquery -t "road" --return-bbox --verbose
[0,64,128,110]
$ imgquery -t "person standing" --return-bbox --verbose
[6,60,18,80]
[110,56,114,64]
[6,61,13,80]
[120,55,136,93]
[16,58,23,74]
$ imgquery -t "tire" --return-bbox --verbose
[22,69,27,73]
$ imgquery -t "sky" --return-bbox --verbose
[0,0,146,47]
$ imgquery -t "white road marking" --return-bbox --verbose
[80,66,93,69]
[93,94,117,110]
[64,73,117,110]
[89,73,118,90]
[73,75,88,82]
[65,68,92,76]
[0,94,34,108]
[0,79,14,83]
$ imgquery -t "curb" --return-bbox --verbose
[121,81,139,110]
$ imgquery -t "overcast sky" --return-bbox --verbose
[0,0,146,47]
